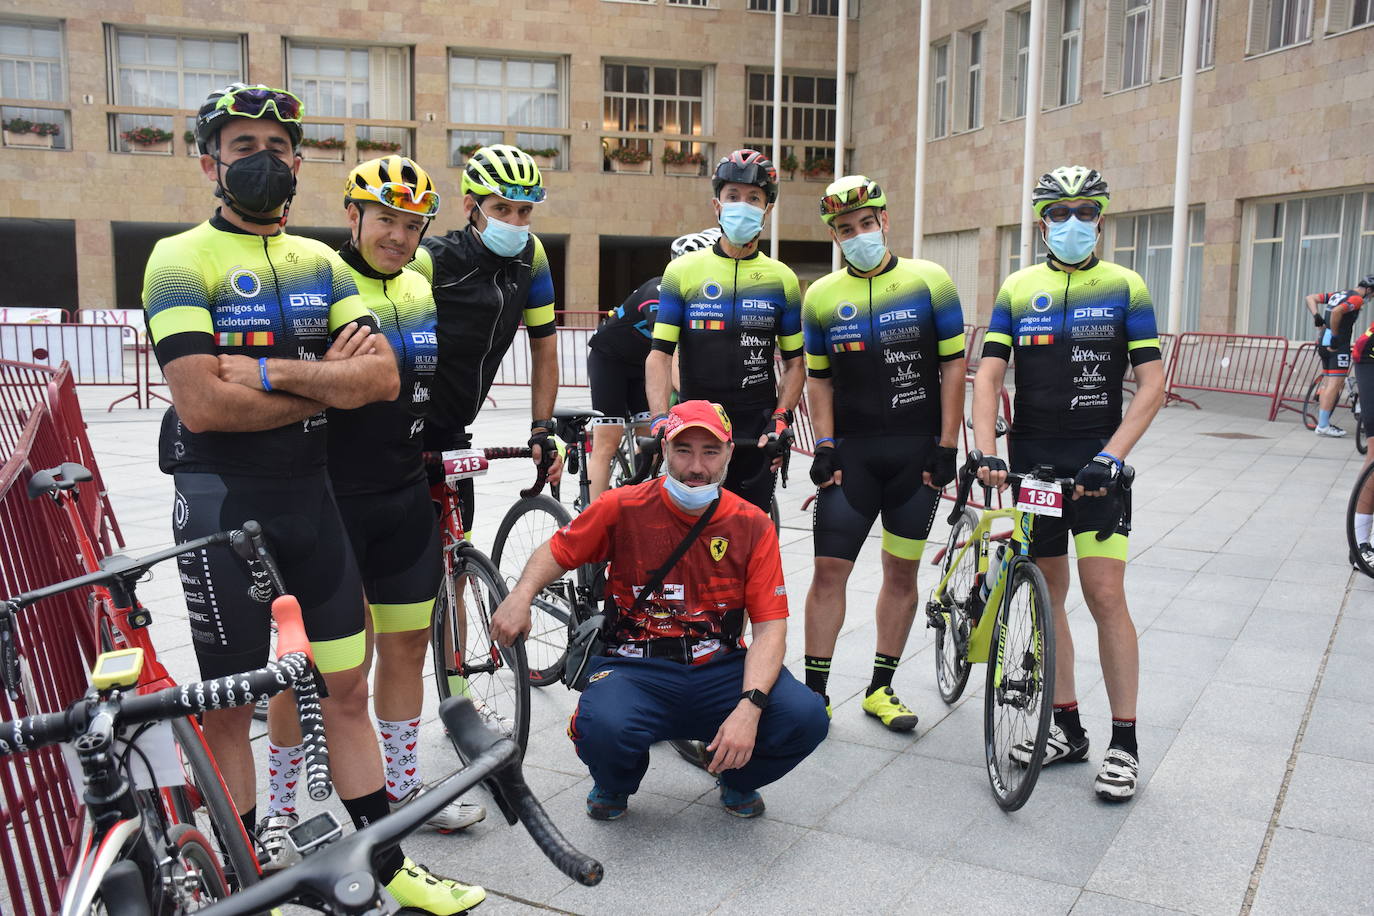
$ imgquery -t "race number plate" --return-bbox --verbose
[442,449,489,482]
[1016,478,1064,517]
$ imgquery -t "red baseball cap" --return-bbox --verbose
[664,400,732,442]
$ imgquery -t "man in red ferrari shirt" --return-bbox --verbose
[491,400,828,821]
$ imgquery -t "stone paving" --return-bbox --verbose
[72,383,1374,915]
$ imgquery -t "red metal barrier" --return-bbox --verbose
[1274,340,1323,420]
[0,361,117,915]
[1164,333,1293,420]
[0,324,142,411]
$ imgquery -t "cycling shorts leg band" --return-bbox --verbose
[370,599,436,634]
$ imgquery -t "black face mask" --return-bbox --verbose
[222,149,296,215]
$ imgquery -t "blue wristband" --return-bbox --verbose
[259,357,272,392]
[1096,451,1122,469]
[815,437,836,448]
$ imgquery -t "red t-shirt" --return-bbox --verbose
[549,480,789,654]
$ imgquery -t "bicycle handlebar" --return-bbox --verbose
[199,697,603,916]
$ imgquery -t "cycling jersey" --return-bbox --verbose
[651,244,802,427]
[983,257,1160,439]
[1315,290,1364,351]
[802,256,965,438]
[326,253,438,497]
[143,213,371,478]
[411,227,556,432]
[589,276,661,365]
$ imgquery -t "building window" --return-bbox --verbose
[960,28,984,131]
[111,29,241,109]
[1244,190,1374,337]
[287,42,409,124]
[604,63,706,135]
[1247,0,1312,52]
[747,0,797,10]
[929,41,949,140]
[0,18,63,102]
[746,70,843,167]
[1108,207,1204,330]
[1001,6,1030,120]
[1058,0,1082,105]
[809,0,860,17]
[450,54,564,129]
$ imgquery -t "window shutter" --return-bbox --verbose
[953,33,971,131]
[1246,0,1270,53]
[1104,0,1125,91]
[1326,0,1352,32]
[369,46,408,121]
[1042,0,1063,106]
[1160,0,1182,77]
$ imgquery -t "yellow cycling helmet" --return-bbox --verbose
[819,175,887,225]
[460,144,547,203]
[345,156,440,217]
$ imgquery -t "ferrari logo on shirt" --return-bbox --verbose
[710,537,729,562]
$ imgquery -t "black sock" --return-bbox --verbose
[804,656,832,698]
[1110,718,1138,756]
[343,789,405,881]
[867,653,900,696]
[239,806,256,837]
[1053,702,1085,742]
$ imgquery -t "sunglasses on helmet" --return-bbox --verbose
[216,87,304,123]
[367,182,441,217]
[1042,203,1102,223]
[820,184,877,215]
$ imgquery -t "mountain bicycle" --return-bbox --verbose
[196,695,602,914]
[0,528,327,913]
[19,463,326,888]
[923,451,1133,811]
[426,443,552,758]
[1302,368,1365,453]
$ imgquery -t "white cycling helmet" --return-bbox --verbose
[670,227,722,260]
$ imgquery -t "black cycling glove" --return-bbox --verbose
[1075,454,1119,493]
[924,446,959,488]
[1313,312,1326,328]
[810,444,840,486]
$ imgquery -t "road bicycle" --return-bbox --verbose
[1345,457,1374,578]
[1302,368,1366,454]
[426,443,553,758]
[923,451,1133,811]
[0,520,327,913]
[18,463,325,888]
[195,695,602,914]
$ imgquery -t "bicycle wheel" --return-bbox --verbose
[983,558,1055,812]
[1345,458,1374,578]
[932,507,979,704]
[165,823,230,908]
[168,716,260,890]
[1302,376,1322,430]
[432,546,531,753]
[492,494,575,685]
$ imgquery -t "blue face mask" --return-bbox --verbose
[478,212,530,258]
[1044,217,1099,265]
[718,201,765,245]
[662,472,720,511]
[840,229,887,272]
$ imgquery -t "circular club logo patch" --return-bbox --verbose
[702,280,723,300]
[836,301,858,322]
[229,267,262,299]
[1031,291,1053,312]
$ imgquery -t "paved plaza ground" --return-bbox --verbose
[73,382,1373,915]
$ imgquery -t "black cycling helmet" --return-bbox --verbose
[195,83,304,155]
[711,149,779,204]
[1032,165,1110,217]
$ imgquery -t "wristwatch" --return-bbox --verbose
[740,688,770,710]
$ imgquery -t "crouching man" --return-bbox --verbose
[491,400,828,820]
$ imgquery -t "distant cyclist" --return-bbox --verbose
[800,176,966,732]
[587,228,720,501]
[973,166,1165,802]
[1305,275,1371,438]
[647,150,803,513]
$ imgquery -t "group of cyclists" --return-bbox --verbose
[140,78,1174,911]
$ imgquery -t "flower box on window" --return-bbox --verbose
[608,145,652,174]
[300,136,346,162]
[3,118,59,149]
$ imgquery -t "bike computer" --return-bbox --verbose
[90,648,144,690]
[288,811,343,856]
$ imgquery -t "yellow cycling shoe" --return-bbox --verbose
[861,686,919,732]
[385,857,486,914]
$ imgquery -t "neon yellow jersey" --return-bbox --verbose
[142,215,369,477]
[652,246,802,423]
[802,257,965,437]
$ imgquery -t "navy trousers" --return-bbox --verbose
[569,651,829,795]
